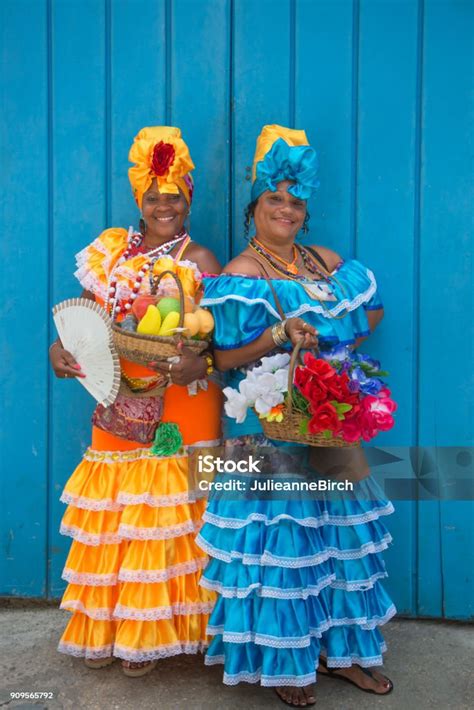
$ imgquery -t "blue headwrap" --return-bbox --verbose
[251,137,320,202]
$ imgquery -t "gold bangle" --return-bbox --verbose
[271,319,288,346]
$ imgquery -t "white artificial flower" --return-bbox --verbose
[254,390,285,415]
[259,353,291,373]
[223,388,249,424]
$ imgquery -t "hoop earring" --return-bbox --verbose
[139,217,147,235]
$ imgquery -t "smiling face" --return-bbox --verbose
[141,178,189,241]
[253,180,306,245]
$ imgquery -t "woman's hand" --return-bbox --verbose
[284,318,319,349]
[49,341,86,379]
[149,343,207,386]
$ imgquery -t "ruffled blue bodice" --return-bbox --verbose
[201,259,382,351]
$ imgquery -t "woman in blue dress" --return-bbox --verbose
[196,125,395,706]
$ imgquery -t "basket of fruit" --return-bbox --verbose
[112,270,214,366]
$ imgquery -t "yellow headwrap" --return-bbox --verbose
[252,124,310,181]
[128,126,195,208]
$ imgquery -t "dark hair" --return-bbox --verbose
[244,200,310,238]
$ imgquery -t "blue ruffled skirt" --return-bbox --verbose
[196,441,396,687]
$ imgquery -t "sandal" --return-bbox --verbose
[84,657,115,669]
[274,687,316,707]
[318,657,393,695]
[121,660,157,678]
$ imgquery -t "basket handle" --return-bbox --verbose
[286,340,319,415]
[150,270,185,328]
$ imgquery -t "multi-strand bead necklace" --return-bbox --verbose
[249,237,348,317]
[106,230,187,316]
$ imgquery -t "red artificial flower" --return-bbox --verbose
[308,402,341,434]
[294,366,312,393]
[303,352,337,381]
[151,141,176,176]
[305,380,329,406]
[341,418,362,442]
[326,372,354,402]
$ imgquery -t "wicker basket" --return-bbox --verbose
[112,270,208,366]
[259,341,360,448]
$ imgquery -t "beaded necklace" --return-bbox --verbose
[249,237,348,319]
[106,229,187,316]
[252,237,299,275]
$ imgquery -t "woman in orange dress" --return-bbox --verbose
[49,126,222,676]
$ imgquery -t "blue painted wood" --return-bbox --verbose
[295,0,355,258]
[0,0,472,619]
[171,0,232,266]
[356,0,420,617]
[0,0,49,597]
[47,0,108,596]
[418,0,474,620]
[233,0,292,255]
[110,0,167,229]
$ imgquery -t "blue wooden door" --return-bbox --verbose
[1,0,472,618]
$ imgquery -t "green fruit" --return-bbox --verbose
[157,297,180,319]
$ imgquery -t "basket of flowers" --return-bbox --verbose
[223,341,396,447]
[112,270,214,366]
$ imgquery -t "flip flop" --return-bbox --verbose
[121,659,157,677]
[318,656,393,695]
[274,688,317,707]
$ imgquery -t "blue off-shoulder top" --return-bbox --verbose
[201,259,383,437]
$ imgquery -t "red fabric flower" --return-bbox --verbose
[305,380,328,405]
[341,418,362,442]
[326,372,354,401]
[303,352,337,380]
[151,141,176,176]
[308,402,341,434]
[294,366,312,393]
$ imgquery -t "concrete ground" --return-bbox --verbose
[0,606,472,710]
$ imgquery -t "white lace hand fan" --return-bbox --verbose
[52,298,120,407]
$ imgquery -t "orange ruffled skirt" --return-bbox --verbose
[58,382,222,662]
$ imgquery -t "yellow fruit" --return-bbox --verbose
[136,305,162,335]
[182,312,200,337]
[158,310,180,336]
[195,308,214,335]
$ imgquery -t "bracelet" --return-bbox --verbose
[203,354,214,376]
[271,319,289,347]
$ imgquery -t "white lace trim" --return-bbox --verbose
[196,533,392,568]
[113,601,214,621]
[118,558,207,583]
[203,504,394,530]
[83,448,188,464]
[58,641,113,660]
[114,641,207,662]
[118,519,201,541]
[199,573,336,600]
[206,654,316,687]
[62,568,118,586]
[60,491,124,512]
[60,600,113,621]
[207,606,395,646]
[331,571,388,591]
[201,269,376,322]
[60,523,122,546]
[324,652,385,668]
[116,490,202,508]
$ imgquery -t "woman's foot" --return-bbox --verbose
[275,685,316,707]
[318,657,393,695]
[121,659,157,677]
[84,657,114,669]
